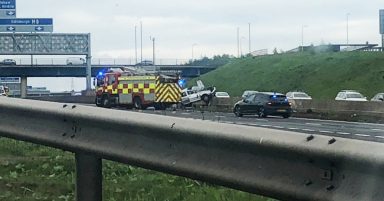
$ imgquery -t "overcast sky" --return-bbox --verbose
[15,0,384,91]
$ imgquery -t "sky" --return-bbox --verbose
[10,0,384,91]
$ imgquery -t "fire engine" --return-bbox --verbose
[95,68,182,109]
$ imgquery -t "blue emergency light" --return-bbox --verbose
[178,79,186,87]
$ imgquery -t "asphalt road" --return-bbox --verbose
[133,108,384,143]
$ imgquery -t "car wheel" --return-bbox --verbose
[202,95,210,105]
[258,107,267,118]
[155,103,166,110]
[282,114,290,118]
[101,95,111,108]
[95,96,102,107]
[234,105,243,117]
[133,97,143,109]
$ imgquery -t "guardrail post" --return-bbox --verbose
[75,153,102,201]
[20,76,27,98]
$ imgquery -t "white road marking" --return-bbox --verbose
[319,130,333,133]
[291,117,384,127]
[246,123,260,126]
[221,121,235,124]
[302,129,315,132]
[305,123,322,126]
[260,125,272,127]
[273,126,284,129]
[236,122,250,125]
[337,132,351,135]
[371,129,384,132]
[181,113,191,115]
[255,119,269,122]
[288,128,299,130]
[354,134,370,137]
[375,136,384,139]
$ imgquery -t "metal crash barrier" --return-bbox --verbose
[0,97,384,201]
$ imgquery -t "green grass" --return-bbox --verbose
[194,51,384,100]
[0,138,275,201]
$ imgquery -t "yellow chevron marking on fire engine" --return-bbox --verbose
[157,85,172,100]
[156,84,181,102]
[155,84,166,95]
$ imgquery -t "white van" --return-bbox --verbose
[66,57,86,65]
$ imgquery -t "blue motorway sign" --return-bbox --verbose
[5,10,15,16]
[0,18,53,25]
[0,0,15,9]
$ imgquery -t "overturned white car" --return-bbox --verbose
[181,80,216,106]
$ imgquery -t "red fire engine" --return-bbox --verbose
[95,68,182,109]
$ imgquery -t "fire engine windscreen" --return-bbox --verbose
[158,75,179,84]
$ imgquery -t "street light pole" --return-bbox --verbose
[248,23,251,54]
[301,25,308,52]
[150,37,155,66]
[135,25,137,65]
[347,13,350,45]
[192,43,197,61]
[140,21,143,65]
[237,27,240,57]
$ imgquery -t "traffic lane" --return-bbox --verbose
[142,109,384,143]
[86,104,384,143]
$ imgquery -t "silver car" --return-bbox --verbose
[335,90,367,101]
[241,90,258,99]
[371,93,384,102]
[286,92,312,100]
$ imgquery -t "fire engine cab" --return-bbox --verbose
[95,68,182,109]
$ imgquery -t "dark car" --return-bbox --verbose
[0,59,16,65]
[233,92,292,118]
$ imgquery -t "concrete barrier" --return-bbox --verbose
[204,97,384,123]
[292,99,384,113]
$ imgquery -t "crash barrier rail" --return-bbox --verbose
[1,98,384,201]
[27,95,96,104]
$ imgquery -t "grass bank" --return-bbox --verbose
[194,52,384,100]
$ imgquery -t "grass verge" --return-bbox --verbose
[0,137,275,201]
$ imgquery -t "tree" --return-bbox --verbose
[186,54,233,68]
[273,48,278,55]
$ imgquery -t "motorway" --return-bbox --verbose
[122,107,384,143]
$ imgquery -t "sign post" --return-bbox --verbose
[0,0,16,18]
[0,18,53,32]
[380,10,384,51]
